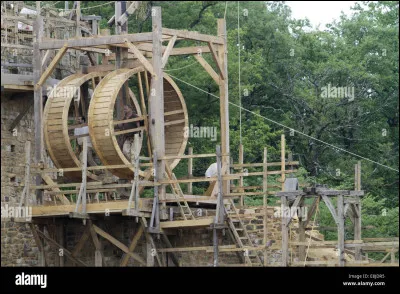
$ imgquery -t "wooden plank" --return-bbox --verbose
[194,54,219,84]
[162,35,177,68]
[160,217,214,229]
[41,174,70,205]
[36,45,68,89]
[124,39,155,76]
[162,28,224,44]
[93,224,146,265]
[39,33,154,50]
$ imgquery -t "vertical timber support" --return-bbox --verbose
[239,144,244,207]
[354,161,362,261]
[187,147,193,194]
[281,195,288,267]
[33,2,44,205]
[337,194,345,266]
[281,134,286,191]
[217,18,230,196]
[280,135,288,266]
[213,145,225,267]
[263,147,268,266]
[150,7,166,215]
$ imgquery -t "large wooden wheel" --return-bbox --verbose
[88,67,188,180]
[44,72,108,180]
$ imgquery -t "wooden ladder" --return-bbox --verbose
[165,165,195,221]
[226,199,263,266]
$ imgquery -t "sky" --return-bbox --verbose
[285,1,358,29]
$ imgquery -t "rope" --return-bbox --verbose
[303,196,320,266]
[166,74,399,173]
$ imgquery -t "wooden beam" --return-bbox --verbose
[8,102,33,132]
[194,54,220,84]
[120,225,144,266]
[285,195,304,226]
[208,42,225,79]
[162,28,224,44]
[337,195,345,266]
[117,1,141,26]
[217,18,230,196]
[281,134,286,190]
[38,33,154,50]
[124,39,155,76]
[36,45,68,89]
[36,228,88,266]
[161,35,177,68]
[41,174,70,205]
[160,217,214,229]
[263,147,268,266]
[187,147,193,194]
[93,225,146,265]
[71,226,91,258]
[321,194,339,224]
[29,224,46,266]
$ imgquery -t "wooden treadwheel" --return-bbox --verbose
[88,67,188,180]
[43,72,107,180]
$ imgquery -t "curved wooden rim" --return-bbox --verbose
[44,72,106,180]
[88,67,188,179]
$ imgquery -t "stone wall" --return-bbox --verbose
[1,93,37,266]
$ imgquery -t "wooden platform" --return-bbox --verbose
[160,217,214,229]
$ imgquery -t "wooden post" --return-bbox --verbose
[281,134,286,190]
[337,195,345,266]
[34,2,44,205]
[147,242,155,267]
[19,141,31,208]
[354,161,362,260]
[213,225,218,267]
[215,145,224,224]
[239,144,244,207]
[187,147,193,194]
[149,150,160,231]
[217,18,230,196]
[82,137,87,213]
[281,195,288,267]
[56,223,65,267]
[263,147,268,266]
[75,1,81,37]
[391,250,396,264]
[150,7,166,204]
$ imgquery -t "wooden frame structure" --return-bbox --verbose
[4,1,398,268]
